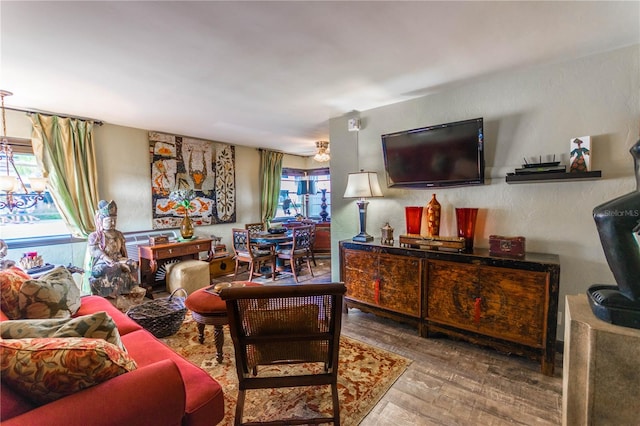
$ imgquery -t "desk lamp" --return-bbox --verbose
[343,170,383,242]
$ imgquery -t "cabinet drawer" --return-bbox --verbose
[427,260,547,347]
[152,243,207,259]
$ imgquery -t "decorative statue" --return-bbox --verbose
[588,139,640,329]
[88,200,139,298]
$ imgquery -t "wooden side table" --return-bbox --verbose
[138,238,212,296]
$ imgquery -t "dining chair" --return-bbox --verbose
[231,228,276,281]
[244,222,265,235]
[276,224,314,283]
[220,283,346,426]
[245,222,271,250]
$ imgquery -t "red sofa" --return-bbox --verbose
[1,295,225,426]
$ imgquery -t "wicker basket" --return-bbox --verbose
[126,288,188,338]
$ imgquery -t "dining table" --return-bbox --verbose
[250,230,294,274]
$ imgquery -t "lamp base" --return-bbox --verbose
[352,233,374,242]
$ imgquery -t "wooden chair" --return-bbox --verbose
[231,228,275,281]
[220,283,346,426]
[276,224,314,283]
[244,222,265,235]
[245,222,271,251]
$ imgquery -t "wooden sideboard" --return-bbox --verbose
[313,222,331,254]
[138,238,213,294]
[339,240,560,376]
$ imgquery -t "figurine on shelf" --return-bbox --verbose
[588,138,640,328]
[88,200,140,300]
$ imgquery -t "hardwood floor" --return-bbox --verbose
[342,309,562,426]
[218,256,563,425]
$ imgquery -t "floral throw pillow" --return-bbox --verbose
[0,337,137,405]
[18,266,81,319]
[0,266,31,319]
[0,311,125,350]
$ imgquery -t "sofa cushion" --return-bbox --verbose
[74,295,143,335]
[19,266,81,319]
[0,337,137,405]
[0,267,31,319]
[0,311,124,350]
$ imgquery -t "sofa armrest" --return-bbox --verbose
[2,359,186,426]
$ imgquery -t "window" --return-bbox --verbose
[0,138,68,240]
[275,167,330,220]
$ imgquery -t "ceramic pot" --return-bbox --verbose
[426,194,441,236]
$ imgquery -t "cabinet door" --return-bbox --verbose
[343,249,421,317]
[427,260,548,347]
[343,249,377,304]
[377,253,421,317]
[427,260,478,325]
[478,265,547,347]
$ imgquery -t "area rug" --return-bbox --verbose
[162,314,410,425]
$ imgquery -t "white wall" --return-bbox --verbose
[329,45,640,338]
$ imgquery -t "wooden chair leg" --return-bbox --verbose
[196,322,205,344]
[306,257,314,277]
[233,259,240,279]
[271,258,276,281]
[290,258,299,283]
[213,324,224,363]
[235,389,246,426]
[331,382,340,425]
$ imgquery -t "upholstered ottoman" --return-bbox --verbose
[166,259,210,295]
[185,281,262,363]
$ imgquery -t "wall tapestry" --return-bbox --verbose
[149,131,236,229]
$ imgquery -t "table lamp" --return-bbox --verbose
[343,170,383,242]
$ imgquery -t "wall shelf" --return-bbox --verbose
[505,170,601,184]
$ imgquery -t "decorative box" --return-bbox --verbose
[149,235,169,246]
[489,235,526,258]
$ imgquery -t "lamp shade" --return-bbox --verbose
[343,171,383,199]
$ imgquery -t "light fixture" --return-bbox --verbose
[313,141,330,162]
[343,170,383,242]
[0,90,47,212]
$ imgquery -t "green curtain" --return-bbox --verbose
[259,150,283,224]
[29,114,99,238]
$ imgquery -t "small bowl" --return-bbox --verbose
[268,228,287,234]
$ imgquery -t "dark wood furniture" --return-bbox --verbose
[314,222,331,254]
[220,283,346,426]
[276,225,314,283]
[138,238,212,294]
[339,240,560,376]
[231,228,276,281]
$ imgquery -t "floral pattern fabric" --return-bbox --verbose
[0,266,31,319]
[0,337,137,405]
[19,266,81,319]
[0,311,124,350]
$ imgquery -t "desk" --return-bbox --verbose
[138,238,212,295]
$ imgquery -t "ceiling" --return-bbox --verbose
[2,1,638,156]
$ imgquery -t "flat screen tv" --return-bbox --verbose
[381,117,484,189]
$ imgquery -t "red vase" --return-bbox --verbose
[405,206,423,235]
[455,208,478,252]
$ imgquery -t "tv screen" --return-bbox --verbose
[381,117,484,188]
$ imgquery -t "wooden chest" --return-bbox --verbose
[209,254,234,278]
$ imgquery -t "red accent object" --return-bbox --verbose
[474,297,482,324]
[455,208,479,252]
[374,278,380,304]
